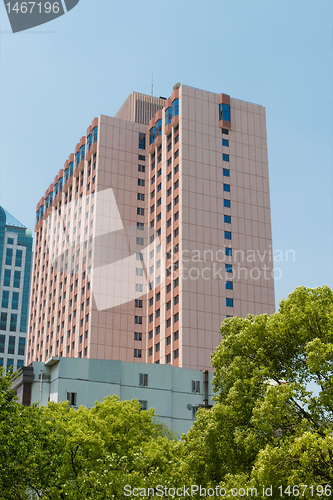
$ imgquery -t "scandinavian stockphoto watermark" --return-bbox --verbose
[43,187,294,312]
[124,484,332,497]
[3,0,80,33]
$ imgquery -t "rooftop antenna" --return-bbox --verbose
[151,73,153,96]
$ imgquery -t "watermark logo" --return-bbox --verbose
[3,0,80,33]
[45,188,164,312]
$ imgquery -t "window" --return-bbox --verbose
[174,277,179,288]
[157,198,161,207]
[136,237,144,246]
[174,164,179,174]
[137,193,145,201]
[7,359,14,374]
[139,400,147,410]
[7,238,14,245]
[167,283,171,294]
[224,231,232,240]
[224,215,231,223]
[156,308,160,318]
[167,219,171,228]
[166,353,171,363]
[166,301,171,311]
[167,203,172,213]
[166,318,171,328]
[151,175,155,185]
[219,103,230,122]
[223,168,230,177]
[192,381,200,393]
[174,179,179,189]
[222,128,229,135]
[174,295,179,305]
[174,330,179,341]
[8,336,15,355]
[157,213,161,222]
[174,349,179,359]
[226,281,233,290]
[10,314,17,332]
[13,271,20,288]
[174,312,179,323]
[157,183,161,192]
[155,343,160,353]
[223,184,230,192]
[3,269,11,287]
[5,248,13,266]
[174,212,179,221]
[135,299,142,308]
[222,138,229,147]
[139,373,148,386]
[2,291,9,309]
[139,133,146,150]
[138,179,145,186]
[67,392,77,406]
[174,227,179,237]
[224,199,231,208]
[135,316,142,324]
[174,150,179,160]
[225,264,232,273]
[172,98,179,117]
[134,349,142,358]
[137,222,144,230]
[136,268,143,276]
[174,195,179,205]
[226,298,234,307]
[225,247,232,256]
[138,155,145,161]
[15,250,23,267]
[135,284,143,292]
[223,154,229,162]
[0,335,4,353]
[158,168,162,178]
[166,336,171,346]
[12,292,19,310]
[137,208,144,216]
[155,325,160,336]
[136,252,143,261]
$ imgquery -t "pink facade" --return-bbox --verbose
[26,86,275,371]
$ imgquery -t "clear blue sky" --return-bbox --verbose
[0,0,332,308]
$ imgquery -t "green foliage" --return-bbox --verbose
[182,286,333,496]
[2,286,333,498]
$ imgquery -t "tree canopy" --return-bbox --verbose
[1,286,333,499]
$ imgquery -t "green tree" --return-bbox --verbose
[182,286,333,498]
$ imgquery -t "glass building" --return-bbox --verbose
[0,207,32,373]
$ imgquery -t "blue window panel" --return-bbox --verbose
[10,314,17,332]
[223,168,230,177]
[18,337,25,356]
[5,248,13,266]
[226,315,233,318]
[15,250,22,267]
[7,238,14,245]
[149,126,156,145]
[0,335,5,353]
[224,215,231,223]
[17,359,24,368]
[4,269,11,287]
[225,264,232,273]
[139,133,146,150]
[13,271,21,288]
[2,291,9,309]
[224,231,232,240]
[156,119,162,137]
[75,151,80,169]
[0,358,3,366]
[226,298,234,307]
[223,154,229,162]
[68,162,73,178]
[172,98,179,118]
[0,313,7,331]
[225,248,232,256]
[12,292,19,310]
[222,139,229,147]
[7,359,14,374]
[80,144,85,163]
[224,199,231,208]
[223,184,230,192]
[165,107,172,126]
[92,126,98,143]
[226,281,233,290]
[87,133,92,150]
[219,103,231,122]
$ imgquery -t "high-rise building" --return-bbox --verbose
[26,84,275,371]
[0,207,32,373]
